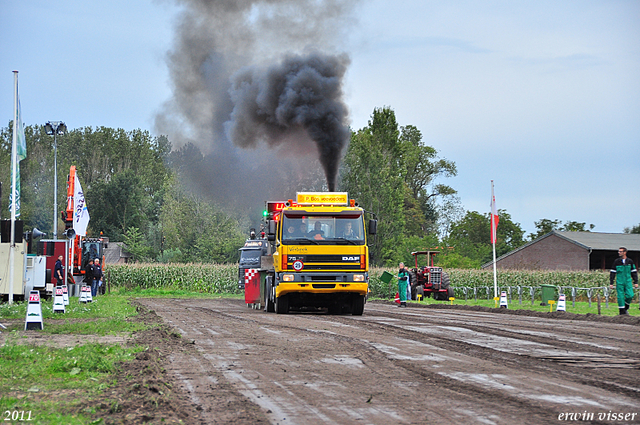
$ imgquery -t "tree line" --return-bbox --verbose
[2,108,637,267]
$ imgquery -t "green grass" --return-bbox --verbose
[0,342,144,425]
[0,294,146,335]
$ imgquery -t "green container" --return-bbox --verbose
[540,284,556,306]
[380,271,394,284]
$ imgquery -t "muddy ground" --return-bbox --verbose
[2,299,640,424]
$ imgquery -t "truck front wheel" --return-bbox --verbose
[352,295,365,316]
[275,294,289,314]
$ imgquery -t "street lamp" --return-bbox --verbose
[45,121,67,239]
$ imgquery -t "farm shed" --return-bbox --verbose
[482,231,640,271]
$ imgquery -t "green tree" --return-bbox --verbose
[445,209,526,266]
[624,223,640,234]
[87,169,147,239]
[340,107,457,265]
[159,184,246,263]
[529,218,595,240]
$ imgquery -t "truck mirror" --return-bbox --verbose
[368,219,377,235]
[267,220,276,241]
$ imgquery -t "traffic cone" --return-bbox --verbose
[556,294,566,312]
[394,292,400,304]
[25,291,44,330]
[53,286,65,314]
[499,291,508,309]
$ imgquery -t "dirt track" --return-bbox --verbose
[135,298,640,425]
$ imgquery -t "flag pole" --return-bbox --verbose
[491,180,498,299]
[8,71,19,304]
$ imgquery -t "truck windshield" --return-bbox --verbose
[281,213,365,245]
[239,249,262,266]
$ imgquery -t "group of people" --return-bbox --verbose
[53,255,104,297]
[284,221,358,241]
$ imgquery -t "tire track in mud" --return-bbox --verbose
[138,298,640,425]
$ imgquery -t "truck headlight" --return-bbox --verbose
[353,274,365,282]
[282,274,295,282]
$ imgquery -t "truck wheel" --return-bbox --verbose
[275,294,289,314]
[352,295,365,316]
[265,285,275,313]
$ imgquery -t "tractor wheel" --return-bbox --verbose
[441,272,451,289]
[275,294,289,314]
[352,295,365,316]
[409,270,418,288]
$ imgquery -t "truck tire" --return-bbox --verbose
[275,294,289,314]
[265,283,275,313]
[352,295,365,316]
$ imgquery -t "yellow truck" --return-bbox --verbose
[260,192,376,315]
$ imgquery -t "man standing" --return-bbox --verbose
[398,262,409,307]
[610,247,638,315]
[54,255,64,286]
[91,258,104,297]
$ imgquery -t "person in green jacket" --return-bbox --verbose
[610,247,638,315]
[398,263,409,307]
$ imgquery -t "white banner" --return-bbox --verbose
[73,174,90,236]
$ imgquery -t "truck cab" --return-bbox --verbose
[264,192,376,315]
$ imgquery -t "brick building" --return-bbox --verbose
[482,231,640,271]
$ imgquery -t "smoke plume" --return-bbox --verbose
[227,52,350,191]
[156,0,359,202]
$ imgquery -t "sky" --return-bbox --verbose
[1,0,639,236]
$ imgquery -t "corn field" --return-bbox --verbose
[106,263,241,294]
[106,264,610,300]
[368,267,610,299]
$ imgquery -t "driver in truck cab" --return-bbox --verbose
[308,221,325,240]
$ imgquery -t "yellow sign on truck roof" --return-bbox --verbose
[296,192,348,206]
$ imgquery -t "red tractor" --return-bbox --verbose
[409,250,453,301]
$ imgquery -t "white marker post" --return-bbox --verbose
[499,291,508,309]
[53,286,65,313]
[25,290,43,330]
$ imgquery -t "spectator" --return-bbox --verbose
[91,258,104,297]
[54,256,64,286]
[398,262,409,307]
[610,247,638,315]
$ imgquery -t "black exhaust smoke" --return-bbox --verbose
[156,0,360,204]
[226,52,350,191]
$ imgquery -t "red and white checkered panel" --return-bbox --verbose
[244,268,258,286]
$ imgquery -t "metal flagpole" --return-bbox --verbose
[8,71,19,304]
[491,180,498,299]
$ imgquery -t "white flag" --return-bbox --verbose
[73,174,90,236]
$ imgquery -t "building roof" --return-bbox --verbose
[482,231,640,269]
[553,231,640,251]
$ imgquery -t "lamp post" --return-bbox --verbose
[45,121,67,239]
